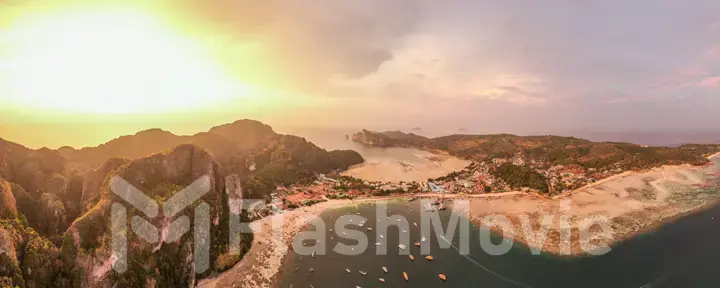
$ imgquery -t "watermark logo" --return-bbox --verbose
[110,175,212,274]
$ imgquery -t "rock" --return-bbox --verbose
[37,193,67,235]
[0,179,18,219]
[81,157,130,205]
[45,173,67,198]
[225,174,244,214]
[163,144,217,182]
[62,145,233,287]
[0,227,24,288]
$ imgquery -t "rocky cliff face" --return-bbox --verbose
[81,157,130,206]
[0,120,363,288]
[0,179,18,219]
[60,145,241,287]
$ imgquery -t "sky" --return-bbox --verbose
[0,0,719,148]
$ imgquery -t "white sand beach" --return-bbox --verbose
[341,149,471,182]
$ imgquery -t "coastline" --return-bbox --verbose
[202,155,720,286]
[198,197,399,288]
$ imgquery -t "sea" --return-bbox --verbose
[276,128,720,288]
[278,197,720,288]
[277,127,437,166]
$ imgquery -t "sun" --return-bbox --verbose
[0,6,247,114]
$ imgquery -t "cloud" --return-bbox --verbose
[175,0,423,93]
[697,76,720,88]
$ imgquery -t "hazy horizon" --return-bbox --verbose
[1,0,719,148]
[3,118,720,150]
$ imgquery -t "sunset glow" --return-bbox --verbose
[0,6,249,114]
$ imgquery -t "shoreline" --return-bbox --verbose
[198,197,398,288]
[202,157,720,287]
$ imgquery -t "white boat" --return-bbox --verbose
[413,222,418,227]
[359,271,367,276]
[424,203,437,212]
[421,236,426,242]
[382,266,388,273]
[367,227,373,231]
[375,242,382,246]
[346,269,352,273]
[380,234,384,239]
[398,244,407,250]
[379,278,385,283]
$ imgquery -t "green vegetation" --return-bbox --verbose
[492,164,549,193]
[354,130,720,177]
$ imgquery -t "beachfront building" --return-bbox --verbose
[427,181,445,193]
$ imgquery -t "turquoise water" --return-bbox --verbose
[279,196,720,288]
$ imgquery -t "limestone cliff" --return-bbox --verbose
[0,179,18,219]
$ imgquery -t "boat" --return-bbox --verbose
[438,273,447,281]
[308,268,314,272]
[424,203,437,212]
[409,255,415,261]
[403,272,409,281]
[421,236,426,242]
[375,242,382,246]
[380,234,384,239]
[359,271,367,276]
[367,227,373,231]
[346,269,351,273]
[413,222,418,227]
[382,266,388,273]
[414,242,420,247]
[379,278,385,283]
[425,256,433,261]
[359,223,365,227]
[311,252,315,258]
[437,203,447,211]
[398,244,406,250]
